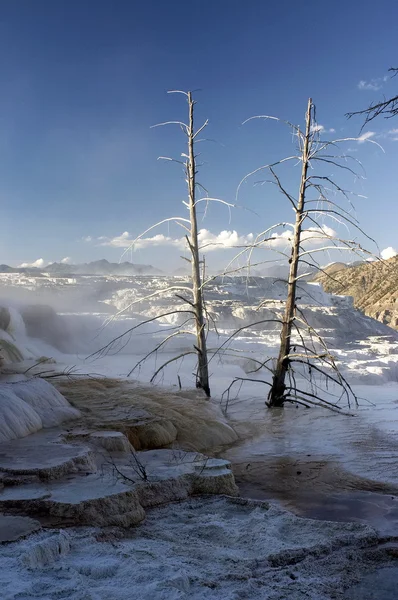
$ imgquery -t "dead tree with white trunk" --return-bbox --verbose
[223,97,379,410]
[185,91,210,395]
[90,91,232,397]
[267,99,313,406]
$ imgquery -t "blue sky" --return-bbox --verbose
[0,0,397,270]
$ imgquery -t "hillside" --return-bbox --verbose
[315,256,398,329]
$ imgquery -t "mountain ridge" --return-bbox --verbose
[0,259,161,277]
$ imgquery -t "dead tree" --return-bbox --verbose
[228,97,379,410]
[347,67,398,126]
[186,91,210,396]
[89,91,225,397]
[267,99,312,406]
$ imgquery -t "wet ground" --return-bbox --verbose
[236,482,398,537]
[217,386,398,538]
[346,567,398,599]
[215,393,398,597]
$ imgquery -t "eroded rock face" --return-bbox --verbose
[315,257,398,331]
[0,431,96,480]
[0,377,239,529]
[124,418,178,450]
[0,378,80,444]
[55,378,239,453]
[65,430,133,453]
[0,442,238,528]
[0,390,42,443]
[0,479,147,527]
[9,379,80,428]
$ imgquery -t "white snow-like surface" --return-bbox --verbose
[21,531,71,569]
[9,378,80,427]
[0,273,394,381]
[0,388,42,443]
[0,497,380,600]
[0,378,80,442]
[1,272,398,487]
[1,274,398,599]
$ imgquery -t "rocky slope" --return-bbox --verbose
[315,256,398,330]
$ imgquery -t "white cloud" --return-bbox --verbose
[198,230,254,250]
[96,226,336,253]
[98,230,255,252]
[357,131,376,143]
[358,75,388,92]
[97,231,172,249]
[82,236,92,242]
[61,257,71,264]
[373,128,398,143]
[358,79,382,91]
[310,124,335,134]
[18,258,47,269]
[381,246,398,260]
[311,124,324,133]
[265,226,336,248]
[387,128,398,142]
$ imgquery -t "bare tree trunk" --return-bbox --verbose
[187,91,210,397]
[268,98,312,407]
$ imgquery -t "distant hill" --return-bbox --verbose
[0,259,161,277]
[318,262,349,276]
[45,259,161,276]
[0,264,46,275]
[314,256,398,330]
[0,264,19,273]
